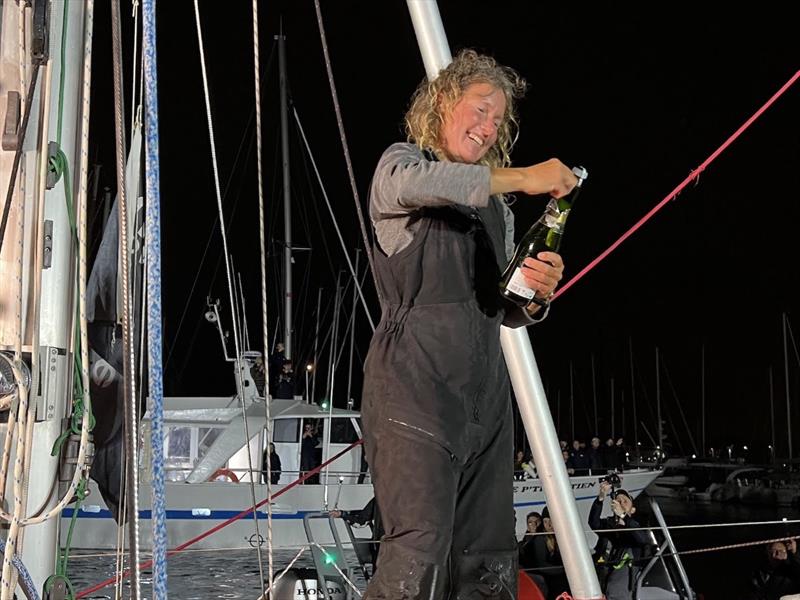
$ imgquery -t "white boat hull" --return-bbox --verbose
[63,468,661,551]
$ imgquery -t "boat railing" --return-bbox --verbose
[634,498,695,600]
[302,511,364,600]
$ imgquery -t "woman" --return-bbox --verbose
[361,49,577,598]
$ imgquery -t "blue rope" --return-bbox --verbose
[142,0,168,597]
[0,538,41,600]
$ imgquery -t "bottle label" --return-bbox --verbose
[506,267,535,300]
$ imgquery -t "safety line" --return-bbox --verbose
[552,69,800,301]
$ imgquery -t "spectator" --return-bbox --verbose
[268,342,286,396]
[562,450,574,475]
[514,449,526,480]
[332,497,384,576]
[518,511,547,596]
[589,481,650,599]
[587,437,602,471]
[301,422,320,483]
[600,438,617,470]
[521,506,568,599]
[745,539,800,600]
[250,355,266,396]
[274,360,295,399]
[568,440,590,474]
[262,442,281,485]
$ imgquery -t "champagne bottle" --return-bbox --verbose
[499,166,588,307]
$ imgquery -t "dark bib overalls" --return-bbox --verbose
[362,197,518,599]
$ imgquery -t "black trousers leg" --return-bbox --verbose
[451,402,517,599]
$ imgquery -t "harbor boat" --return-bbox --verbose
[62,351,662,551]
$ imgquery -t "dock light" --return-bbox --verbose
[692,454,696,459]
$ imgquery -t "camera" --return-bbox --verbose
[598,472,621,487]
[599,472,622,498]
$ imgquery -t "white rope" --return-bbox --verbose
[1,364,28,600]
[130,0,140,135]
[251,0,274,592]
[192,2,267,589]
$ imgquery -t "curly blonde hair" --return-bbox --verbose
[404,49,527,168]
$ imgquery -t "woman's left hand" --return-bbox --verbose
[521,251,564,299]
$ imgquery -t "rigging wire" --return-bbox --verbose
[312,0,379,301]
[163,110,256,373]
[191,1,266,588]
[292,107,375,331]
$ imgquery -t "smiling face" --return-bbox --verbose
[440,82,506,164]
[526,514,541,533]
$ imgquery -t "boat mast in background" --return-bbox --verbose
[783,312,792,460]
[277,22,293,359]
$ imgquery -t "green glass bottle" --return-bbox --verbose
[499,166,588,307]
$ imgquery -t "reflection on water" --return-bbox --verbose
[68,495,800,599]
[70,547,325,599]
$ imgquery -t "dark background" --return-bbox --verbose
[88,2,799,459]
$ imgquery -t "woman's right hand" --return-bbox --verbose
[520,159,577,198]
[490,158,577,197]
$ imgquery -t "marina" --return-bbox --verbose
[0,1,797,599]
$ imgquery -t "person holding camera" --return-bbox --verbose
[745,538,800,600]
[588,479,650,599]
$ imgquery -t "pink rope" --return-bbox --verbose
[552,69,800,301]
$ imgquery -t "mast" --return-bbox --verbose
[656,346,663,451]
[629,337,639,456]
[784,312,792,460]
[346,250,360,405]
[591,354,600,435]
[569,360,575,441]
[311,287,322,403]
[277,23,292,359]
[406,3,603,597]
[701,343,705,456]
[610,377,615,440]
[770,366,776,463]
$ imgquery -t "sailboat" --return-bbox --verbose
[56,18,662,556]
[0,2,667,598]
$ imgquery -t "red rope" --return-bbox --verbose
[552,69,800,301]
[76,439,364,598]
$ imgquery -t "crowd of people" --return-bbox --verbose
[249,342,296,399]
[518,479,649,599]
[515,436,628,480]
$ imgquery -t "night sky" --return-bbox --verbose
[89,2,799,459]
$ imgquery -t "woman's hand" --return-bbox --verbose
[520,251,564,299]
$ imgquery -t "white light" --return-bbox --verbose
[743,445,748,451]
[306,364,314,372]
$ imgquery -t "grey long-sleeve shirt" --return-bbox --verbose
[369,143,547,325]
